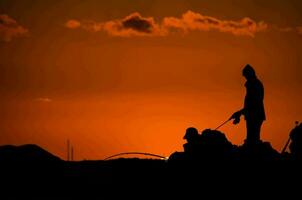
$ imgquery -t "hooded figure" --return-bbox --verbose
[231,64,266,145]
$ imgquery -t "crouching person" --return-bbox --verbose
[183,127,201,159]
[168,127,201,162]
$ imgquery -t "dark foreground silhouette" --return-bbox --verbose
[169,128,281,162]
[1,125,302,197]
[2,65,299,197]
[230,64,266,146]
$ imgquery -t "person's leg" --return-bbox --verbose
[246,119,263,145]
[254,120,263,142]
[245,119,253,145]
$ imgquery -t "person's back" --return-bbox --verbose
[244,75,266,121]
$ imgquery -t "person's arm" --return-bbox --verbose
[230,109,244,120]
[230,108,245,125]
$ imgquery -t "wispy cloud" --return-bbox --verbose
[65,11,268,37]
[0,14,28,42]
[272,25,302,35]
[162,11,267,37]
[277,27,294,33]
[297,27,302,34]
[65,19,81,29]
[35,98,52,103]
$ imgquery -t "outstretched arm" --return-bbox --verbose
[230,108,245,125]
[230,109,244,120]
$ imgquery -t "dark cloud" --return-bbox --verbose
[66,13,163,37]
[121,13,153,33]
[103,12,163,36]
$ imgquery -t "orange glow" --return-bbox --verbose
[0,0,302,160]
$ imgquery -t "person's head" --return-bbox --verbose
[183,127,199,143]
[242,64,256,80]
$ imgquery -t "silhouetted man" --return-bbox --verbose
[231,64,266,146]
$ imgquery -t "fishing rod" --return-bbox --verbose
[215,118,232,130]
[104,152,168,161]
[281,138,291,154]
[215,112,241,130]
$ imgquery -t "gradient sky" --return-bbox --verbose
[1,0,302,160]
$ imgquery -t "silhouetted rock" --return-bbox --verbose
[169,128,284,162]
[169,129,237,162]
[237,141,281,160]
[198,129,236,160]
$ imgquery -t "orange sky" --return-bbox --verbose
[1,0,302,160]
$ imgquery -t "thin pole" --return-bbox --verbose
[71,146,74,161]
[67,139,70,161]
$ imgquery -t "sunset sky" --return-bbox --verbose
[1,0,302,160]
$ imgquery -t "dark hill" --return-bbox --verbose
[0,144,61,162]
